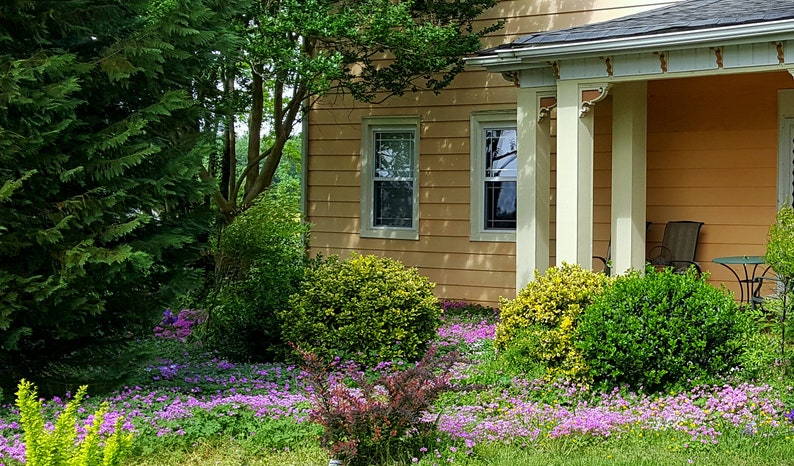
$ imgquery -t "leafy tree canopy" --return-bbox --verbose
[0,0,502,383]
[211,0,502,220]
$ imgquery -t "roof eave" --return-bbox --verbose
[467,18,794,70]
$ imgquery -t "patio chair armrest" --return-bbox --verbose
[593,255,609,275]
[669,260,702,275]
[647,245,672,266]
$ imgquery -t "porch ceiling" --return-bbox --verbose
[467,0,794,85]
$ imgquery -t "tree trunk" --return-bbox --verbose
[246,63,264,197]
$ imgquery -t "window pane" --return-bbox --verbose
[485,128,517,178]
[484,180,516,230]
[375,131,414,178]
[374,180,413,227]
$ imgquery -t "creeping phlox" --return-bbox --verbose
[1,314,794,465]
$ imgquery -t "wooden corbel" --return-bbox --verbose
[655,52,667,73]
[538,96,557,123]
[775,42,785,65]
[712,47,724,68]
[500,71,520,87]
[580,85,611,117]
[603,57,614,77]
[548,61,560,79]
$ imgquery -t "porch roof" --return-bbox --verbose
[489,0,794,52]
[468,0,794,79]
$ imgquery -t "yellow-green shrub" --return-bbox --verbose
[282,254,440,366]
[16,379,132,466]
[495,263,610,381]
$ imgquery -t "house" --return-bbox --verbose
[304,0,794,306]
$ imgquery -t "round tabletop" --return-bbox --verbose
[712,255,766,265]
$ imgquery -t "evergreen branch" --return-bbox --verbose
[0,169,36,203]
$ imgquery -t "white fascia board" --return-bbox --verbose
[467,18,794,69]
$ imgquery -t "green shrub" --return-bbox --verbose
[282,254,440,366]
[495,263,611,382]
[16,380,133,466]
[577,267,752,392]
[495,328,550,378]
[203,188,309,361]
[767,204,794,279]
[764,204,794,364]
[737,329,782,381]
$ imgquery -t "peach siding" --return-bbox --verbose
[646,72,792,299]
[306,0,792,306]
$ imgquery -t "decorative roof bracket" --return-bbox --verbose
[538,97,557,123]
[549,61,561,79]
[580,85,611,117]
[500,71,520,87]
[712,47,724,68]
[656,52,668,73]
[603,56,614,77]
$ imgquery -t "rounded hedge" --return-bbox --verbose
[496,263,611,381]
[577,267,752,392]
[282,254,440,366]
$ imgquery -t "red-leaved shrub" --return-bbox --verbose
[299,346,459,465]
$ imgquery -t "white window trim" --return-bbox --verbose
[360,116,420,240]
[470,111,518,242]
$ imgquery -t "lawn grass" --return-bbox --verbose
[121,439,328,466]
[3,314,794,466]
[121,431,794,466]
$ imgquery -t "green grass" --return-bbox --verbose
[122,440,328,466]
[121,431,794,466]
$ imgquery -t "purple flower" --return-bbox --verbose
[153,309,207,341]
[785,408,794,424]
[161,308,177,325]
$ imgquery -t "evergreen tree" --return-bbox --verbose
[0,0,239,388]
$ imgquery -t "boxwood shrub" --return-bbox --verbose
[282,254,440,366]
[577,266,752,392]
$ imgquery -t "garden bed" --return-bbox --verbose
[1,315,794,465]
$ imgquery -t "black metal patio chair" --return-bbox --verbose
[593,221,651,275]
[647,220,704,274]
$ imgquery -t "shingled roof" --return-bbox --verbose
[483,0,794,55]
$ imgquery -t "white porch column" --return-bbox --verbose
[611,81,647,274]
[556,81,605,267]
[515,88,553,290]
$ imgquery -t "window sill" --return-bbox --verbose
[470,230,516,242]
[360,228,419,241]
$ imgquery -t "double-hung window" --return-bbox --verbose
[471,112,517,242]
[360,116,420,240]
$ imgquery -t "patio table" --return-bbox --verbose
[712,255,770,306]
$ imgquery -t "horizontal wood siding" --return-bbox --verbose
[646,72,792,298]
[305,0,783,306]
[477,1,681,48]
